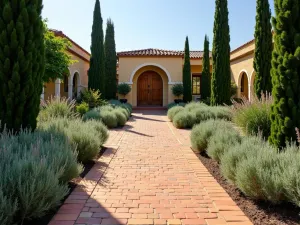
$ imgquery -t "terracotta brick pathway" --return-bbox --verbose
[49,110,252,225]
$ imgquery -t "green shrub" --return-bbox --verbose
[167,102,186,110]
[16,130,82,183]
[167,106,184,121]
[173,111,196,129]
[235,149,285,204]
[0,137,69,224]
[78,89,107,108]
[0,189,17,225]
[98,105,114,112]
[83,104,130,128]
[83,109,101,121]
[232,94,272,139]
[114,109,127,126]
[85,120,109,144]
[38,97,78,122]
[230,82,238,97]
[109,99,122,106]
[119,107,130,120]
[39,118,107,163]
[191,119,234,153]
[172,83,184,98]
[185,102,207,111]
[117,83,131,97]
[100,110,118,128]
[121,103,133,115]
[220,136,272,184]
[207,127,242,162]
[212,106,232,120]
[76,102,89,116]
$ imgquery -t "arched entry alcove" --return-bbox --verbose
[72,72,80,98]
[238,70,249,99]
[130,64,170,106]
[137,71,163,106]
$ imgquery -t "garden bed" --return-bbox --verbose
[196,152,300,225]
[22,147,107,225]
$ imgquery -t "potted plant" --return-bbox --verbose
[172,83,184,103]
[117,83,131,103]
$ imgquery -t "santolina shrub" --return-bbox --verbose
[83,103,132,128]
[207,127,242,162]
[167,102,186,110]
[191,119,235,153]
[220,135,270,185]
[169,101,232,129]
[38,118,108,163]
[173,111,196,129]
[168,106,184,122]
[0,129,76,224]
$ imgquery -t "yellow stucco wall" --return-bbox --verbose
[118,56,215,106]
[231,53,254,99]
[43,45,90,100]
[118,57,183,83]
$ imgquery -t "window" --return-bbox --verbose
[192,73,201,95]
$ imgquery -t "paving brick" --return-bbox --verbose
[48,111,252,225]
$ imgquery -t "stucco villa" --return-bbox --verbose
[43,30,257,106]
[42,30,91,101]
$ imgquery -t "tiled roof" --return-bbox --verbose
[50,29,91,56]
[117,48,210,59]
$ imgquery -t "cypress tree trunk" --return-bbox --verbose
[104,19,117,100]
[269,0,300,148]
[183,37,192,102]
[253,0,273,98]
[211,0,231,105]
[201,35,211,100]
[88,0,105,95]
[0,0,45,132]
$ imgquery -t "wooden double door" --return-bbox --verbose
[137,71,163,106]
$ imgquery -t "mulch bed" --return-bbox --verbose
[195,152,300,225]
[22,147,107,225]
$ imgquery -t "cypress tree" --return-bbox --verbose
[269,0,300,148]
[211,0,231,105]
[253,0,273,98]
[0,0,45,132]
[201,35,211,100]
[183,36,192,102]
[88,0,105,95]
[104,19,117,100]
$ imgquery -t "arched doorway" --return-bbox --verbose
[72,72,79,98]
[137,71,163,106]
[240,72,249,99]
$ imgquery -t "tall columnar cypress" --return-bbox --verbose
[104,19,117,100]
[253,0,273,98]
[211,0,231,105]
[269,0,300,148]
[88,0,105,95]
[183,36,192,102]
[0,0,45,132]
[201,35,211,100]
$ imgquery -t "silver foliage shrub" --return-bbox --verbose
[167,106,184,121]
[190,119,234,153]
[173,111,197,129]
[0,131,69,224]
[220,136,269,184]
[39,118,108,162]
[207,127,242,163]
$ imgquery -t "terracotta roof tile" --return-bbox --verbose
[117,48,210,59]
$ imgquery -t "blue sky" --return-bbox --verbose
[43,0,275,53]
